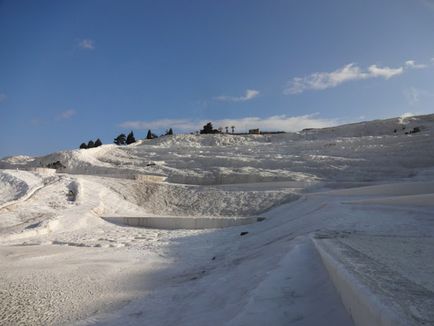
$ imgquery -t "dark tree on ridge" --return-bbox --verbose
[200,122,220,134]
[114,133,126,145]
[165,128,174,136]
[126,131,136,144]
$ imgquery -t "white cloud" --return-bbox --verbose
[405,60,427,69]
[420,0,434,9]
[400,112,415,119]
[31,118,43,126]
[214,89,260,102]
[286,64,367,94]
[285,59,427,94]
[58,109,76,120]
[78,39,95,50]
[403,87,434,106]
[0,93,6,103]
[398,112,416,124]
[120,118,199,131]
[120,114,337,133]
[404,88,421,106]
[367,65,403,79]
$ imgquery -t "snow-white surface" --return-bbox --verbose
[313,238,405,326]
[0,170,44,206]
[314,234,434,326]
[104,215,264,229]
[1,114,434,325]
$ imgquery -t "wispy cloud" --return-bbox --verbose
[403,87,434,106]
[367,64,403,79]
[285,60,427,94]
[78,39,95,50]
[0,93,6,103]
[120,118,199,131]
[31,118,43,126]
[398,112,416,124]
[419,0,434,9]
[404,60,427,69]
[120,114,337,133]
[214,89,260,102]
[58,109,77,120]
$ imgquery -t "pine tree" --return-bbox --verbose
[94,138,102,147]
[87,140,95,148]
[204,122,213,133]
[126,131,136,144]
[165,128,174,136]
[79,143,87,149]
[146,130,153,139]
[200,122,218,134]
[114,133,126,145]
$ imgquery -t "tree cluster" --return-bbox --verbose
[165,128,173,136]
[146,129,168,139]
[114,131,136,145]
[111,127,175,146]
[46,161,66,169]
[200,122,220,134]
[80,138,102,149]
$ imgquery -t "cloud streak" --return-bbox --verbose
[420,0,434,9]
[0,93,6,103]
[404,60,427,69]
[120,114,337,133]
[78,39,95,50]
[403,87,434,106]
[214,89,260,102]
[58,109,77,120]
[285,60,427,94]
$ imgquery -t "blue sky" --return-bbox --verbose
[1,0,434,157]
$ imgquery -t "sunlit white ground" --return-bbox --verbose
[1,114,434,325]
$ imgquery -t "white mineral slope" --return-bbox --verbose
[0,170,44,206]
[311,181,434,326]
[0,114,434,325]
[0,245,168,326]
[2,113,434,185]
[0,169,303,324]
[84,177,434,326]
[314,235,434,326]
[321,180,434,207]
[301,113,434,139]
